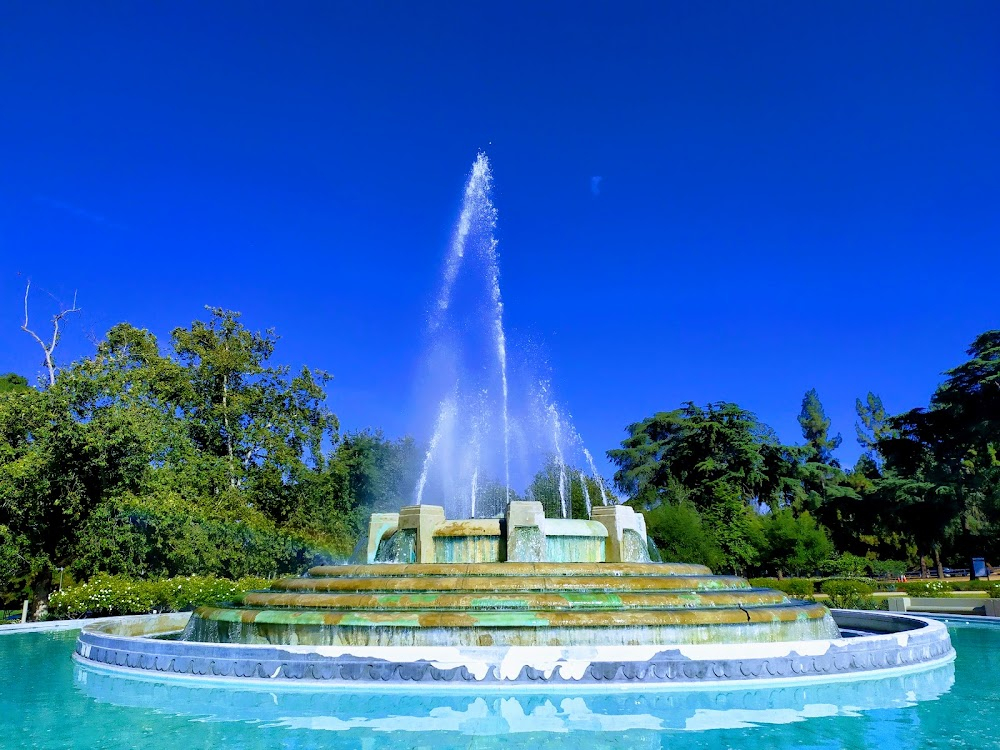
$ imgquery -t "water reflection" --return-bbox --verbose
[75,661,954,738]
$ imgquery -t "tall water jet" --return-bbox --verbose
[470,467,478,518]
[431,153,492,330]
[484,237,510,503]
[583,447,610,506]
[548,403,568,517]
[579,470,592,517]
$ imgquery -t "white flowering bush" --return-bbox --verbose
[48,574,270,618]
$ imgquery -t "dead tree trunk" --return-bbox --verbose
[20,280,80,386]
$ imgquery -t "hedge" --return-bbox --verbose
[47,574,269,619]
[819,579,876,609]
[748,578,816,598]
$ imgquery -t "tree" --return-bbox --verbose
[794,389,861,543]
[169,308,338,503]
[528,457,605,520]
[875,331,1000,576]
[642,500,724,570]
[759,509,834,577]
[798,388,842,466]
[0,308,347,611]
[609,402,796,573]
[0,373,29,394]
[609,402,784,512]
[856,392,894,469]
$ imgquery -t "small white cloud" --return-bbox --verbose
[590,176,603,196]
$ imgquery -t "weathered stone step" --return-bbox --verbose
[272,574,750,594]
[307,562,713,578]
[240,588,789,612]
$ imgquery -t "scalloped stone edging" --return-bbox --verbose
[73,609,954,685]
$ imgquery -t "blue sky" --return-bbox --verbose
[1,1,998,473]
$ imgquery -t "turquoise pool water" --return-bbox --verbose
[0,624,996,749]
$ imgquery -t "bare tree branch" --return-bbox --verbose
[20,280,81,387]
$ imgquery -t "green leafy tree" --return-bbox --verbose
[798,388,842,465]
[759,509,834,577]
[855,392,893,465]
[876,331,1000,576]
[0,309,347,611]
[642,500,724,570]
[528,457,605,520]
[609,402,791,573]
[0,373,29,394]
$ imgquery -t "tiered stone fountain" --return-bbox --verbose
[74,501,954,685]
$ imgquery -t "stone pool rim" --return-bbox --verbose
[72,609,955,689]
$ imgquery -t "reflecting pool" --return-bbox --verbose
[3,624,1000,748]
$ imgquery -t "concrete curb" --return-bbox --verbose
[0,613,162,635]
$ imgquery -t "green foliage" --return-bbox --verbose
[47,574,269,619]
[0,309,414,612]
[0,373,29,394]
[799,388,842,465]
[820,578,876,609]
[68,493,334,580]
[869,559,908,577]
[957,580,998,592]
[642,501,725,570]
[855,392,893,465]
[748,577,815,597]
[875,331,1000,574]
[819,553,873,578]
[528,459,605,521]
[899,580,954,596]
[820,579,874,596]
[759,510,834,577]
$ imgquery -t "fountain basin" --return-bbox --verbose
[71,504,955,686]
[74,610,954,685]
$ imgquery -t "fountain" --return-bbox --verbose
[73,154,953,686]
[74,500,953,684]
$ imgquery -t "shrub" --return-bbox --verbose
[47,574,270,619]
[782,579,816,598]
[870,559,908,578]
[899,581,955,596]
[820,578,877,609]
[820,579,874,597]
[749,577,817,598]
[820,553,872,578]
[957,580,996,592]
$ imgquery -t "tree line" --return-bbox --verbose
[611,331,1000,578]
[2,304,998,612]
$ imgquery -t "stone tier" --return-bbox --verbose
[183,562,840,647]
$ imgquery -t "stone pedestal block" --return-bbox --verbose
[366,513,400,563]
[591,504,647,562]
[506,501,546,562]
[398,505,446,563]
